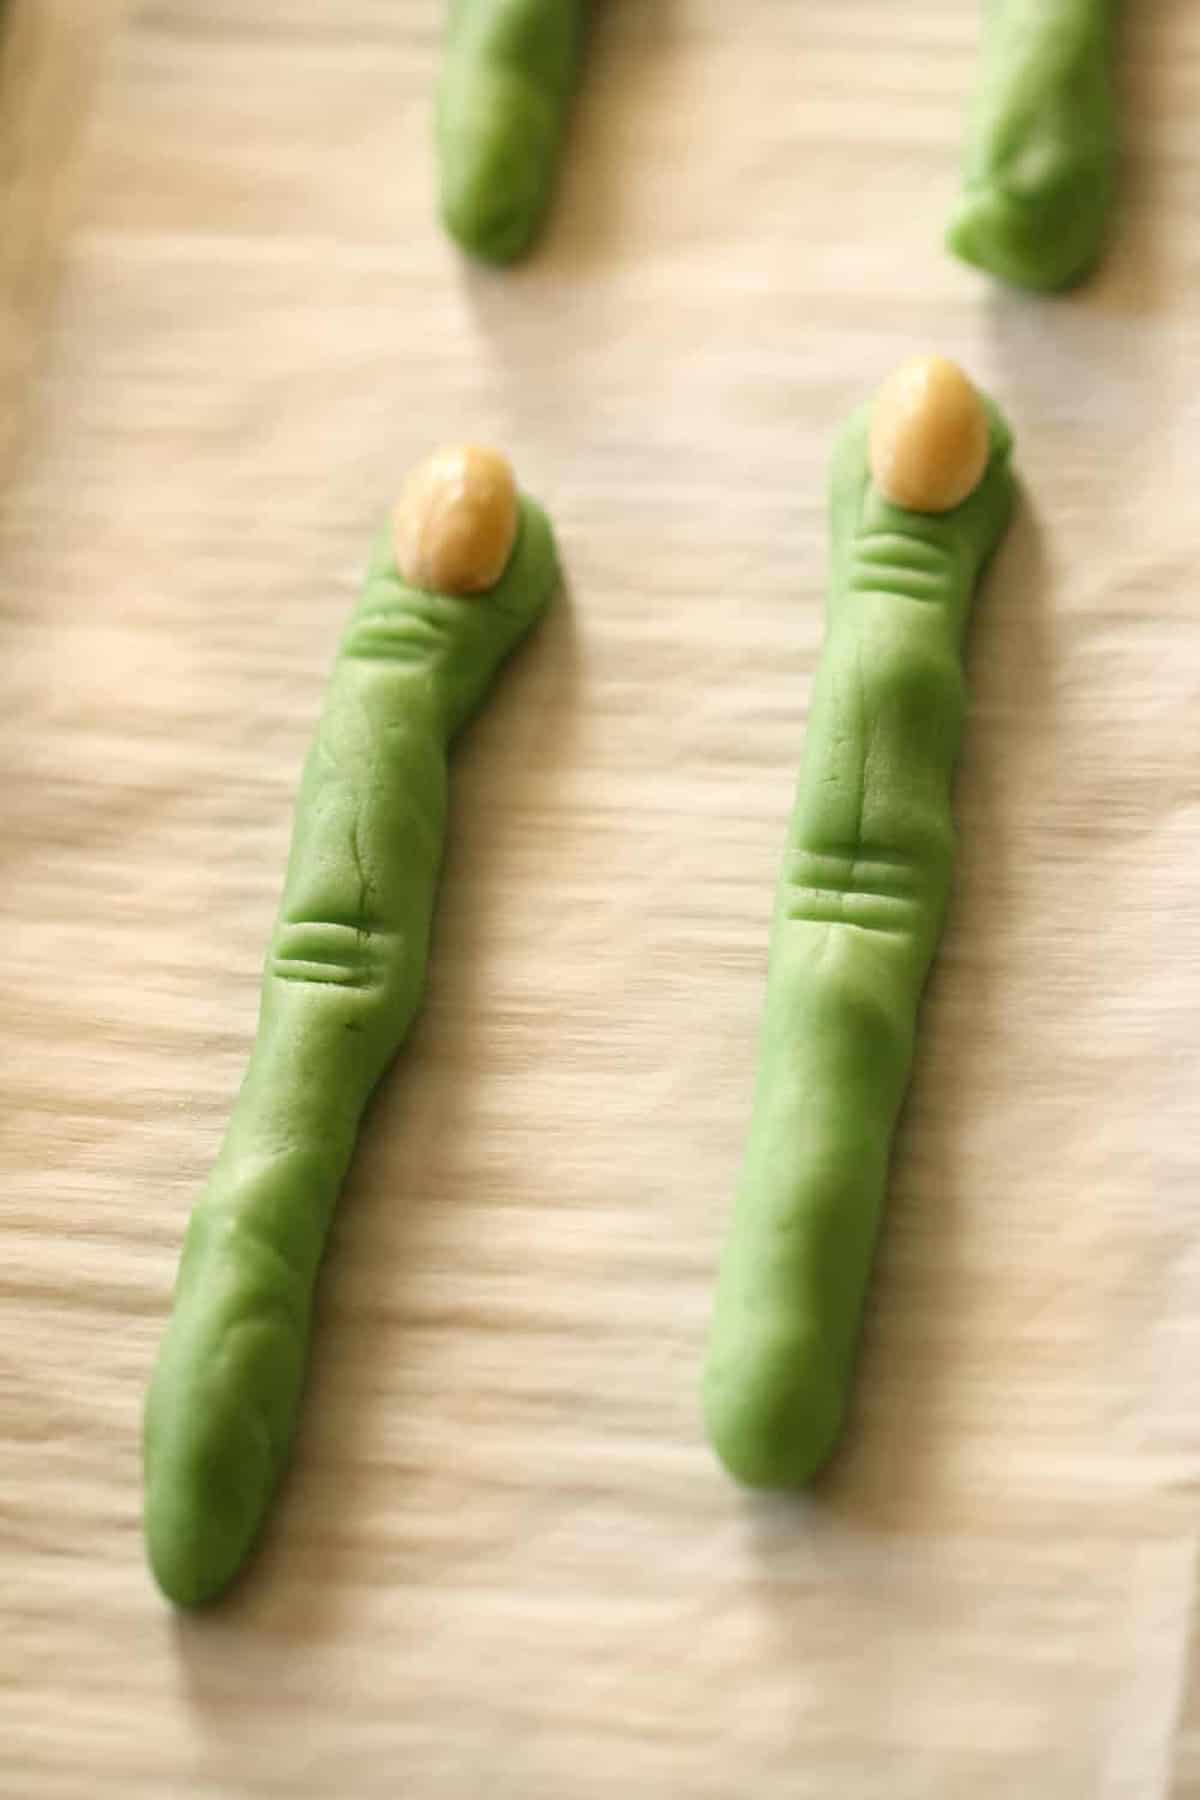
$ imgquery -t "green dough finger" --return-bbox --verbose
[144,450,559,1606]
[437,0,585,264]
[947,0,1118,292]
[703,360,1016,1489]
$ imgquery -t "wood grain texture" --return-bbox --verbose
[1,2,1198,1795]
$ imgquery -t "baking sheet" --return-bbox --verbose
[2,3,1198,1794]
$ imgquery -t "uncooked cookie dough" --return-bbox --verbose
[437,0,585,264]
[144,447,559,1606]
[703,359,1016,1488]
[947,0,1118,292]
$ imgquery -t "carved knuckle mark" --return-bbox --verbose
[784,848,920,938]
[850,530,955,604]
[342,610,446,666]
[271,919,379,991]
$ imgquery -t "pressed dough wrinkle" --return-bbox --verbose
[703,395,1015,1489]
[144,497,558,1607]
[437,0,584,264]
[948,0,1118,291]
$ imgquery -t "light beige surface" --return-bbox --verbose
[3,3,1198,1795]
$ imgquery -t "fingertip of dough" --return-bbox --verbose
[442,185,538,266]
[144,1461,264,1609]
[438,103,546,266]
[868,355,991,514]
[143,1348,279,1608]
[393,444,519,597]
[947,190,1025,283]
[702,1345,845,1490]
[948,188,1101,294]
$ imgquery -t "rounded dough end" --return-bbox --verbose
[393,444,518,595]
[868,356,990,514]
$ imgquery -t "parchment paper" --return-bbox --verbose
[2,3,1198,1795]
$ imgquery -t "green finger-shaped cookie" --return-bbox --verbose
[437,0,585,264]
[948,0,1118,291]
[144,448,559,1605]
[703,359,1015,1488]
